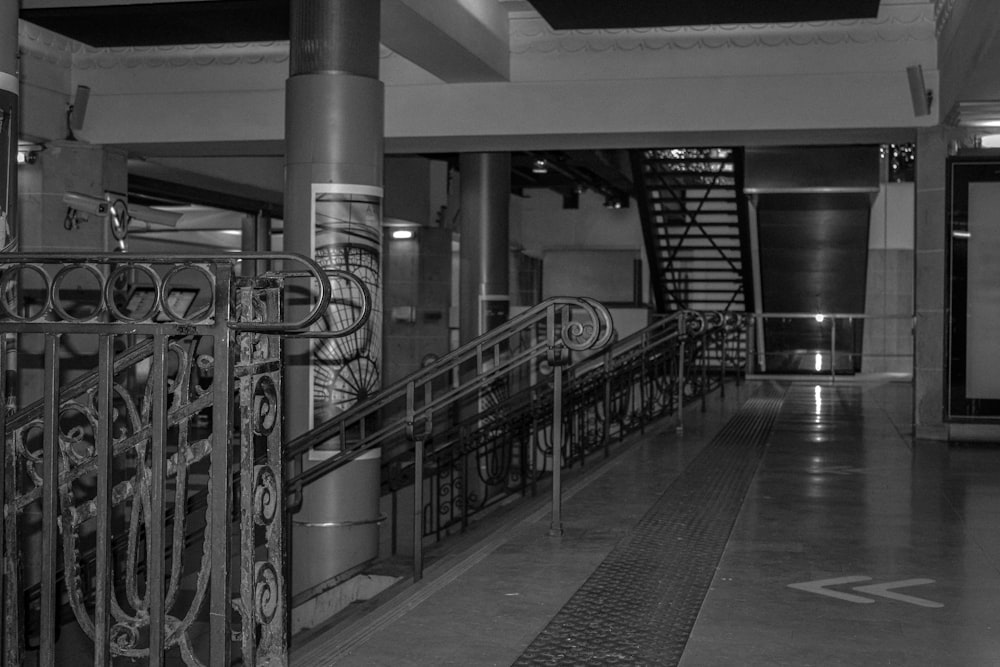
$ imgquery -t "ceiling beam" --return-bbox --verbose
[381,0,509,83]
[128,159,283,217]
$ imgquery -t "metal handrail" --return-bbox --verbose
[5,291,746,654]
[749,310,914,380]
[285,303,749,580]
[0,251,349,334]
[284,296,614,482]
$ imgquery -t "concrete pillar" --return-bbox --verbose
[19,141,125,254]
[241,211,271,276]
[913,128,948,440]
[284,0,384,598]
[1,1,17,252]
[459,153,510,344]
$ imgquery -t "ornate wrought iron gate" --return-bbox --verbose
[0,252,361,666]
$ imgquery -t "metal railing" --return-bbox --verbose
[0,252,368,667]
[287,304,750,581]
[1,247,753,664]
[285,297,616,578]
[749,312,914,380]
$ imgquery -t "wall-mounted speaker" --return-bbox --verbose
[69,85,90,131]
[907,65,931,117]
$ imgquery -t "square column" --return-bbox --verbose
[913,128,948,440]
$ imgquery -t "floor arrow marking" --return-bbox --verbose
[787,576,874,604]
[852,578,944,608]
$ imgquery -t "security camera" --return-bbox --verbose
[62,192,108,216]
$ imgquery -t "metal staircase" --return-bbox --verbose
[630,148,753,314]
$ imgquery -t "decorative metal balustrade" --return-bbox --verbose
[0,249,751,664]
[287,302,750,580]
[0,252,368,667]
[286,297,617,577]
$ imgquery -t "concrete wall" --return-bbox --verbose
[381,225,452,384]
[515,188,642,284]
[914,128,949,440]
[382,157,451,384]
[863,181,915,373]
[512,186,651,337]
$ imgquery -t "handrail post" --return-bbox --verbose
[676,337,685,434]
[639,345,647,433]
[412,437,424,581]
[720,325,727,397]
[405,381,425,581]
[701,334,708,412]
[602,349,612,455]
[549,361,564,536]
[830,317,837,384]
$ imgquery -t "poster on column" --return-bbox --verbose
[0,88,15,253]
[310,184,384,425]
[0,88,16,320]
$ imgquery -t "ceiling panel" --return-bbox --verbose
[526,0,881,30]
[20,0,288,47]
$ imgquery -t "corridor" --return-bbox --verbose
[293,379,1000,666]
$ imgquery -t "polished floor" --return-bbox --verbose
[292,379,1000,666]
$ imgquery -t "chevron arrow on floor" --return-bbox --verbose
[788,576,943,607]
[852,578,944,608]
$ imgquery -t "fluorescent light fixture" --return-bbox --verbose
[391,229,415,240]
[981,134,1000,148]
[946,100,1000,128]
[953,230,971,238]
[814,314,825,322]
[814,352,823,372]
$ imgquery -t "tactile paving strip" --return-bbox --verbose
[514,393,785,666]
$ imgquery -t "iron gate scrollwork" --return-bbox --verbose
[0,252,366,666]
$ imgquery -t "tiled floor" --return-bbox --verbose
[293,379,1000,666]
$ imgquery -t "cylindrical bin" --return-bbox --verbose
[291,448,382,599]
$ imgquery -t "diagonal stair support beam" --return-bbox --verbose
[631,148,750,313]
[653,165,743,276]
